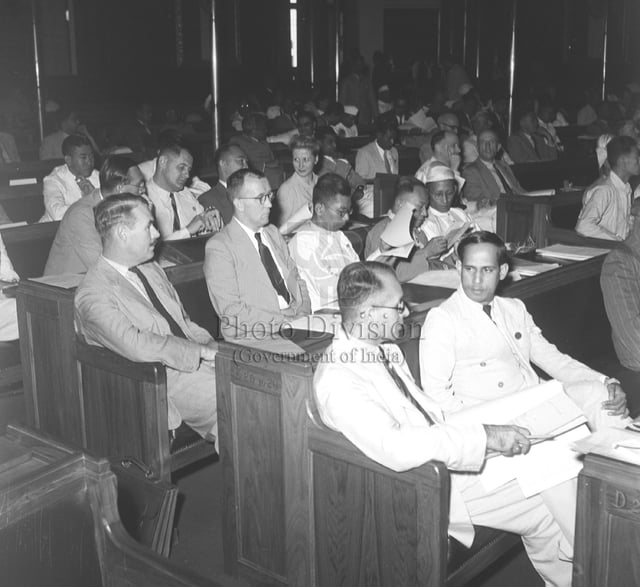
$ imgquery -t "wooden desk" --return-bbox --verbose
[511,156,598,191]
[0,183,45,223]
[574,454,640,586]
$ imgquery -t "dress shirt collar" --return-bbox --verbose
[218,179,227,188]
[234,216,265,240]
[479,158,496,170]
[610,170,631,192]
[456,284,494,314]
[375,141,389,160]
[102,255,131,275]
[427,206,452,218]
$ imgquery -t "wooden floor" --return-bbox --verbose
[169,457,544,587]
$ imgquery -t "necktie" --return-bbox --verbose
[380,348,434,425]
[483,304,492,320]
[493,163,513,194]
[384,151,392,174]
[169,193,181,231]
[76,176,94,196]
[130,266,187,339]
[254,232,291,304]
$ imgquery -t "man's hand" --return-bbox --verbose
[603,380,629,416]
[200,340,219,362]
[186,215,207,236]
[484,424,531,457]
[202,208,223,233]
[423,236,448,258]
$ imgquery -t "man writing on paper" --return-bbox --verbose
[315,261,574,586]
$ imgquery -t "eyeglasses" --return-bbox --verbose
[327,206,351,218]
[370,300,408,314]
[237,191,275,205]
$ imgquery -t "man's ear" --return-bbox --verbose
[64,155,72,167]
[116,222,128,242]
[455,259,462,274]
[158,155,168,170]
[499,263,509,280]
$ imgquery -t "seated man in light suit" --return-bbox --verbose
[198,144,249,225]
[314,261,573,587]
[461,130,525,232]
[146,142,222,241]
[45,155,146,276]
[74,194,218,442]
[41,134,101,222]
[204,169,311,346]
[355,113,399,180]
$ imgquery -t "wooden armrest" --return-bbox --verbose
[76,337,166,385]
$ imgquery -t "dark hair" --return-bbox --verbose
[62,133,92,156]
[55,105,76,128]
[312,173,350,206]
[158,142,191,160]
[394,176,426,200]
[375,112,398,135]
[337,261,396,323]
[607,135,638,169]
[242,112,266,133]
[156,128,185,151]
[99,155,138,192]
[430,129,448,152]
[457,230,508,266]
[93,194,149,241]
[315,126,338,142]
[214,143,245,169]
[227,168,265,200]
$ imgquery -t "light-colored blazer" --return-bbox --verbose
[461,158,523,204]
[420,288,604,414]
[355,140,399,180]
[75,257,211,372]
[44,188,103,276]
[204,218,311,341]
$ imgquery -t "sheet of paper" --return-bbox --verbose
[523,189,556,197]
[0,221,28,230]
[379,204,415,248]
[510,258,561,277]
[407,110,437,132]
[29,273,84,289]
[445,222,473,248]
[537,244,611,261]
[407,269,460,289]
[9,178,37,186]
[572,428,640,466]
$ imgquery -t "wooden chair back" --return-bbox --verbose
[373,172,399,217]
[2,221,58,278]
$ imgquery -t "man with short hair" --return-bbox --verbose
[288,173,359,311]
[365,177,447,282]
[40,134,101,222]
[418,112,460,162]
[146,143,221,241]
[576,136,640,241]
[315,260,573,586]
[75,194,218,441]
[461,130,525,231]
[204,169,311,344]
[44,155,146,275]
[198,144,248,225]
[355,113,399,179]
[507,111,558,163]
[315,126,366,192]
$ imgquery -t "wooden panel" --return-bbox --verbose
[2,221,58,278]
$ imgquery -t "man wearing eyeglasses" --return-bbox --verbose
[314,261,574,586]
[204,169,311,345]
[287,174,359,312]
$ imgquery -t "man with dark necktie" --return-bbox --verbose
[204,169,311,346]
[314,260,574,586]
[75,194,218,442]
[146,142,222,241]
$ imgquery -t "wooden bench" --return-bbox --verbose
[2,220,58,278]
[216,341,520,587]
[0,424,220,586]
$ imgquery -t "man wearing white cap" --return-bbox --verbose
[419,164,476,250]
[332,105,359,138]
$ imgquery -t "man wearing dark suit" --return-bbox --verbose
[112,103,156,156]
[198,144,248,225]
[462,130,525,231]
[45,155,146,276]
[204,169,311,345]
[507,111,558,163]
[74,194,218,440]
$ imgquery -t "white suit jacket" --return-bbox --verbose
[355,140,399,180]
[41,164,100,222]
[314,328,488,546]
[420,287,604,414]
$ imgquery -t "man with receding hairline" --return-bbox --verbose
[75,194,218,442]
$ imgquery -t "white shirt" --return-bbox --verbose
[421,207,475,241]
[139,159,211,196]
[41,164,101,222]
[235,217,290,310]
[576,171,632,241]
[288,221,359,311]
[332,122,358,138]
[375,142,396,173]
[102,256,150,302]
[146,179,204,241]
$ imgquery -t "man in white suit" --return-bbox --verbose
[204,169,311,345]
[314,261,574,586]
[74,194,218,441]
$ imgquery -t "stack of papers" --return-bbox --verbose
[367,204,416,260]
[521,189,556,197]
[572,428,640,466]
[537,244,611,261]
[511,257,561,277]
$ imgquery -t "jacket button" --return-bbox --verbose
[480,361,486,367]
[498,382,504,388]
[515,332,522,340]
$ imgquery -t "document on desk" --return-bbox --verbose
[510,257,561,277]
[537,244,611,261]
[447,380,589,495]
[572,428,640,466]
[407,269,460,289]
